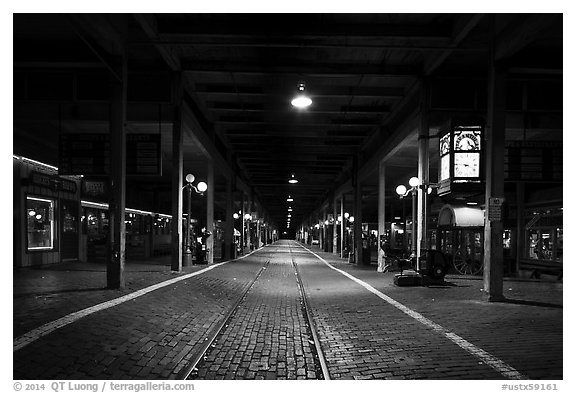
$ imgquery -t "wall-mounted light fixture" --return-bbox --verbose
[291,82,312,108]
[288,173,299,184]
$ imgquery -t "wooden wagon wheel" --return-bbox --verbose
[452,249,483,275]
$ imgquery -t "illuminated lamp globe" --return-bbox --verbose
[36,214,42,220]
[291,96,312,108]
[344,212,350,219]
[185,174,195,183]
[349,216,355,223]
[324,220,329,225]
[396,185,407,196]
[244,213,252,220]
[28,210,36,217]
[409,177,420,188]
[288,174,298,184]
[197,182,208,192]
[233,213,239,219]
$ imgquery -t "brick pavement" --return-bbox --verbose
[294,243,563,380]
[13,241,564,380]
[13,254,268,379]
[192,244,319,380]
[13,257,209,338]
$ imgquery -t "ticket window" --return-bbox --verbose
[26,196,55,251]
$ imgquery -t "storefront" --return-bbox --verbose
[14,156,81,268]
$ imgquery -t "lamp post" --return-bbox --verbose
[396,176,437,272]
[396,177,420,269]
[183,173,207,266]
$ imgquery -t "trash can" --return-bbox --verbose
[420,249,448,279]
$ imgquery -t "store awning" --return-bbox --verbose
[438,205,485,227]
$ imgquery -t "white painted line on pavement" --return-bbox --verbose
[296,242,527,380]
[13,249,261,352]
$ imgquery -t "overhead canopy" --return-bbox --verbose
[438,205,485,227]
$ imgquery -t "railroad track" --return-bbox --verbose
[179,244,330,380]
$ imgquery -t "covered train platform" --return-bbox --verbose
[10,11,566,383]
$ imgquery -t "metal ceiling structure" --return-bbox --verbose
[13,13,563,231]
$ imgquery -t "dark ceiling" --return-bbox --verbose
[13,13,563,230]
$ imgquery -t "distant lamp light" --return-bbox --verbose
[35,214,42,220]
[466,202,478,206]
[409,177,420,188]
[287,195,294,202]
[337,216,342,222]
[288,173,299,184]
[244,213,252,220]
[315,224,320,229]
[28,210,36,217]
[344,212,350,219]
[233,213,240,219]
[349,216,355,223]
[324,220,329,225]
[291,82,312,108]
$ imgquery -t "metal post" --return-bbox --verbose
[377,160,386,270]
[483,47,506,301]
[411,189,418,260]
[416,78,430,272]
[171,72,184,273]
[183,184,192,266]
[107,54,127,289]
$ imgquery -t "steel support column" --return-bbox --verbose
[377,160,386,271]
[170,72,184,272]
[416,79,430,271]
[483,56,506,301]
[206,162,214,264]
[107,55,127,288]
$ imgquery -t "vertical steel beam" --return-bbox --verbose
[354,163,363,265]
[170,72,184,273]
[483,54,506,301]
[224,175,234,260]
[340,194,345,259]
[206,162,214,264]
[416,79,430,272]
[515,182,525,275]
[107,55,127,289]
[333,196,338,255]
[377,160,386,270]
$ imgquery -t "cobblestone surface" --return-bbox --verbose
[295,243,563,380]
[192,245,319,380]
[13,255,268,379]
[13,241,563,380]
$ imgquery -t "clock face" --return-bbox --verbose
[454,152,480,178]
[454,130,481,151]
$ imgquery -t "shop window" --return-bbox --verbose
[26,196,55,251]
[503,230,512,249]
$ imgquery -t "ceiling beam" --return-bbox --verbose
[182,61,419,78]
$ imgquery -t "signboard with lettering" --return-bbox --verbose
[126,134,162,176]
[81,179,109,199]
[29,171,78,193]
[59,133,162,176]
[488,197,505,222]
[59,134,110,176]
[504,141,562,182]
